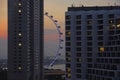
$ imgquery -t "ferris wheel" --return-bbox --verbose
[44,12,64,67]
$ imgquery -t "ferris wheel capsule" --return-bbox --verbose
[45,12,48,15]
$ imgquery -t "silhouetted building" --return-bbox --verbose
[0,68,7,80]
[65,6,120,80]
[8,0,44,80]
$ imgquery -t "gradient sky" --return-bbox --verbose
[0,0,119,59]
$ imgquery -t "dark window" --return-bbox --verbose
[87,15,92,19]
[87,37,92,40]
[87,42,92,46]
[76,42,81,46]
[76,63,81,67]
[98,20,103,24]
[76,37,81,40]
[87,47,92,51]
[76,47,81,51]
[98,25,103,30]
[66,15,71,19]
[76,26,81,30]
[76,74,81,78]
[87,26,92,30]
[87,58,92,62]
[66,42,71,46]
[66,37,70,41]
[66,64,71,67]
[76,69,81,73]
[98,31,103,35]
[66,47,70,51]
[66,21,71,25]
[76,31,81,35]
[76,21,81,25]
[66,26,70,30]
[76,15,81,19]
[76,52,81,57]
[97,14,103,19]
[109,14,114,18]
[98,36,103,40]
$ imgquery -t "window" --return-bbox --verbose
[66,31,71,36]
[87,26,92,30]
[87,42,92,46]
[76,52,81,57]
[76,64,81,67]
[87,52,92,57]
[98,42,103,46]
[76,37,81,40]
[97,14,103,19]
[87,58,92,62]
[76,31,81,35]
[66,15,71,19]
[108,14,114,18]
[87,47,92,51]
[77,58,82,62]
[76,69,81,73]
[76,47,81,51]
[98,20,103,24]
[76,26,81,30]
[66,57,71,62]
[98,36,103,40]
[66,64,71,67]
[87,31,92,35]
[66,21,71,25]
[76,21,81,25]
[66,42,71,46]
[66,26,70,30]
[66,52,71,57]
[76,42,81,46]
[109,20,114,24]
[87,15,92,19]
[66,47,70,51]
[66,37,70,41]
[98,31,103,35]
[98,25,103,30]
[76,15,81,19]
[87,20,92,25]
[87,37,92,40]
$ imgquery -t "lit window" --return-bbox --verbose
[117,24,120,28]
[99,47,104,52]
[18,3,22,6]
[18,33,22,36]
[66,31,71,36]
[18,67,22,70]
[77,58,82,62]
[67,68,71,73]
[18,43,22,46]
[67,74,71,78]
[66,57,71,62]
[18,10,22,13]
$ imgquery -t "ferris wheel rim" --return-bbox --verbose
[44,12,63,67]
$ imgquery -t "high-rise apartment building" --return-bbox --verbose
[8,0,44,80]
[65,6,120,80]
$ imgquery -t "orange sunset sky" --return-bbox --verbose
[0,0,118,59]
[0,0,118,39]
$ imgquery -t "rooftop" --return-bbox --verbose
[68,6,120,11]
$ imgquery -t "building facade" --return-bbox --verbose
[8,0,44,80]
[65,6,120,80]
